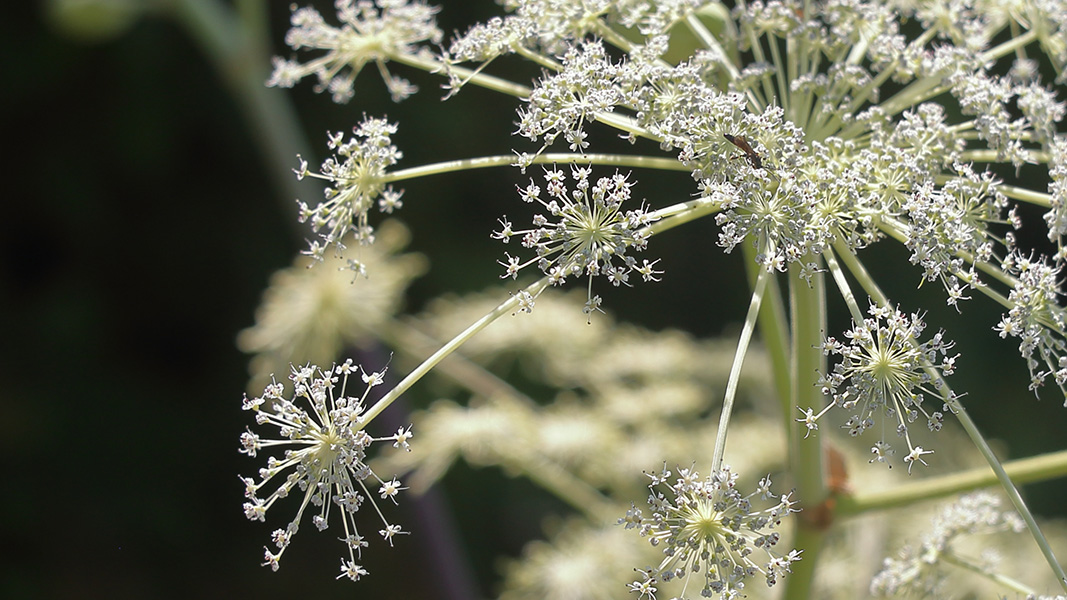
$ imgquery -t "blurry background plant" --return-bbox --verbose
[6,0,1067,599]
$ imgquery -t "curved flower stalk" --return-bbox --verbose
[258,0,1067,594]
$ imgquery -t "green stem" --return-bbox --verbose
[592,111,653,142]
[684,13,741,80]
[591,19,639,55]
[960,149,1050,164]
[391,52,532,99]
[742,243,792,419]
[942,552,1037,596]
[684,12,765,111]
[832,239,1067,593]
[787,523,826,600]
[382,319,539,410]
[645,195,722,231]
[979,29,1039,64]
[711,266,770,471]
[767,34,789,115]
[383,153,688,183]
[822,250,866,323]
[837,448,1067,515]
[362,278,550,424]
[782,256,828,600]
[997,183,1054,207]
[789,258,828,505]
[513,44,562,71]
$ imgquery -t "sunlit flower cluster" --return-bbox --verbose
[295,116,404,264]
[239,360,413,581]
[258,0,1067,594]
[996,251,1067,401]
[801,303,958,471]
[493,166,661,314]
[516,40,624,154]
[622,464,802,599]
[267,0,442,103]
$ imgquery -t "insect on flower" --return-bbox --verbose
[724,133,763,170]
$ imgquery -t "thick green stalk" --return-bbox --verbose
[742,244,792,419]
[783,256,828,600]
[789,259,828,503]
[838,448,1067,515]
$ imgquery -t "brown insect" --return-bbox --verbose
[724,134,763,170]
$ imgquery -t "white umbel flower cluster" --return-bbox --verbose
[622,464,802,599]
[239,360,413,581]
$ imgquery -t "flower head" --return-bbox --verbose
[807,303,958,469]
[516,40,624,155]
[492,166,661,313]
[624,464,802,598]
[239,360,412,581]
[871,492,1025,597]
[295,116,404,263]
[996,251,1067,401]
[268,0,442,103]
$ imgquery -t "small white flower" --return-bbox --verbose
[903,446,934,473]
[378,477,406,502]
[392,425,413,450]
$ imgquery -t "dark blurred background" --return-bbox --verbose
[3,1,1065,599]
